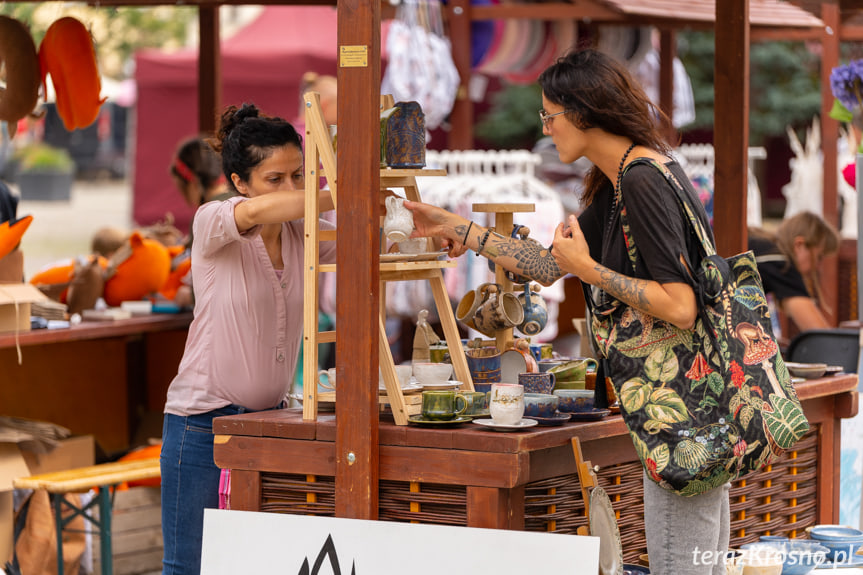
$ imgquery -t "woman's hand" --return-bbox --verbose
[551,215,593,277]
[403,200,463,243]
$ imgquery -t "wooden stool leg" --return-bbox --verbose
[52,494,65,575]
[98,488,113,575]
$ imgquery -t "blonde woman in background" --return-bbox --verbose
[749,211,840,335]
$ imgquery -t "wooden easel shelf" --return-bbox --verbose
[302,92,471,425]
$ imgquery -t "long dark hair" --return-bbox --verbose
[209,103,302,193]
[538,49,676,205]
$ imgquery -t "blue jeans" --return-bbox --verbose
[161,405,259,575]
[643,472,731,575]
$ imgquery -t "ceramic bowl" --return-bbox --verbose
[553,389,594,413]
[806,537,863,562]
[808,525,863,540]
[741,541,829,575]
[737,543,785,575]
[523,393,559,418]
[412,362,453,385]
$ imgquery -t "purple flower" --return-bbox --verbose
[831,59,863,111]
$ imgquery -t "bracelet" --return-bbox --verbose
[463,221,474,244]
[475,228,492,256]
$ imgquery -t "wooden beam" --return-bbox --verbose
[447,0,474,150]
[820,2,841,327]
[335,0,381,520]
[658,29,676,143]
[470,2,622,21]
[198,6,220,134]
[714,0,750,258]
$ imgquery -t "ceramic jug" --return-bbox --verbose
[517,282,548,336]
[383,196,414,242]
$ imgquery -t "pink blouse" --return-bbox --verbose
[164,196,336,415]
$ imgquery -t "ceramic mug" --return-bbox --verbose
[465,346,502,386]
[317,367,337,391]
[421,390,468,421]
[518,372,556,395]
[550,358,598,388]
[488,383,525,425]
[458,390,489,415]
[517,283,548,336]
[383,196,413,242]
[456,283,494,331]
[474,285,524,335]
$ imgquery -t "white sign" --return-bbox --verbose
[202,509,600,575]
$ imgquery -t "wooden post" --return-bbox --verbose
[198,6,220,134]
[447,0,474,150]
[335,0,381,519]
[714,0,749,258]
[820,2,841,326]
[658,29,677,144]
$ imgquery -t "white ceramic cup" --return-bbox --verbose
[380,364,413,389]
[397,237,429,254]
[413,362,453,386]
[488,383,525,425]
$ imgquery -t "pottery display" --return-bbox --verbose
[474,284,524,335]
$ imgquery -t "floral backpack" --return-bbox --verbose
[586,158,809,497]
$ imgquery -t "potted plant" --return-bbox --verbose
[14,142,75,201]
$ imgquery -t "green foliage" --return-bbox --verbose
[0,3,194,79]
[678,32,822,144]
[14,143,74,173]
[475,82,544,149]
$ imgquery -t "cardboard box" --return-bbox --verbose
[20,435,95,477]
[0,436,95,564]
[0,283,48,334]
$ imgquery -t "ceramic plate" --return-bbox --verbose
[608,404,621,415]
[407,415,472,427]
[568,409,612,422]
[379,382,424,395]
[785,362,828,379]
[824,365,845,376]
[472,418,539,431]
[500,349,528,384]
[525,412,571,426]
[590,487,624,575]
[421,381,462,390]
[622,565,650,575]
[380,251,446,263]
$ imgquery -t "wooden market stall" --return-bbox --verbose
[31,0,855,534]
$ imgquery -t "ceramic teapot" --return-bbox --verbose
[517,282,548,336]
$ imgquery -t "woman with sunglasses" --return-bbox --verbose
[406,48,726,574]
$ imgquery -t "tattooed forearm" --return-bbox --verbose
[595,264,650,309]
[484,235,563,285]
[454,224,468,242]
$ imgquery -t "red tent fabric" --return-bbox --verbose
[133,6,389,233]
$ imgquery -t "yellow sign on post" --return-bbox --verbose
[339,45,368,67]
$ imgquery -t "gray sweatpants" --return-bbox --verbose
[643,473,731,575]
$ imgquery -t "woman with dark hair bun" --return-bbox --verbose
[406,49,726,574]
[160,102,336,574]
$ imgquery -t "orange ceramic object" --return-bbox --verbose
[30,255,108,303]
[103,231,171,307]
[159,251,191,301]
[0,215,32,260]
[39,17,106,131]
[0,16,40,127]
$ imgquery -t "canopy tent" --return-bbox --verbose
[133,5,389,233]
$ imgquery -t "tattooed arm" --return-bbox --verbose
[552,214,697,330]
[403,199,565,285]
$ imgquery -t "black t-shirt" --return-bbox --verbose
[578,159,713,288]
[748,235,810,301]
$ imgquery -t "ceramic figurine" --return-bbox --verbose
[412,309,441,364]
[381,101,425,169]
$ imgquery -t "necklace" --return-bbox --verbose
[615,142,637,194]
[607,142,637,233]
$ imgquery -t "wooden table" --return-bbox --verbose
[213,374,858,563]
[0,313,192,452]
